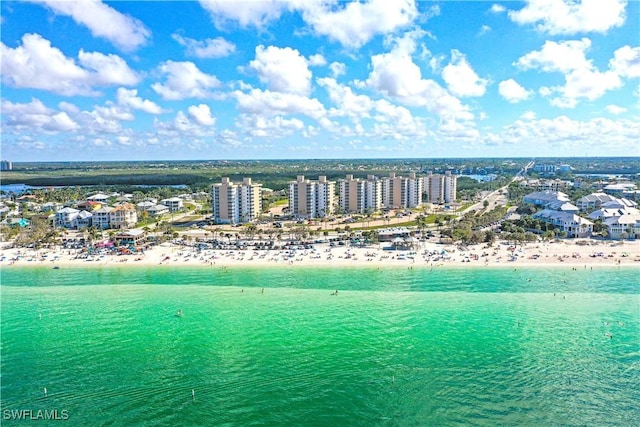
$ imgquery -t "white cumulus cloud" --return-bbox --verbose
[247,45,312,95]
[1,98,79,132]
[363,34,474,122]
[198,0,290,28]
[172,34,236,58]
[441,50,488,97]
[516,38,623,107]
[233,88,326,120]
[300,0,418,48]
[508,0,627,35]
[0,33,139,96]
[199,0,418,48]
[77,50,140,86]
[152,61,222,100]
[606,104,627,115]
[329,62,346,78]
[116,88,164,114]
[188,104,216,126]
[498,79,533,103]
[609,45,640,78]
[31,0,151,51]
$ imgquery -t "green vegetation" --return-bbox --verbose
[2,158,530,191]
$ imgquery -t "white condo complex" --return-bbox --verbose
[212,177,262,224]
[423,171,457,204]
[381,172,423,209]
[338,174,382,214]
[288,175,335,219]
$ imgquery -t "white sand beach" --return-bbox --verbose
[2,239,639,270]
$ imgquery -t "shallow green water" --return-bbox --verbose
[1,266,639,426]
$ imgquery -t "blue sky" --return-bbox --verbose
[1,0,638,162]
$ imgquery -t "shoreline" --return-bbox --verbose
[2,239,639,270]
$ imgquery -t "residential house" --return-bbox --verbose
[76,210,93,228]
[532,210,593,238]
[603,183,637,195]
[160,197,183,213]
[41,202,63,213]
[603,215,640,240]
[147,205,169,217]
[137,201,156,210]
[522,191,570,207]
[93,206,114,229]
[3,218,31,228]
[87,193,110,203]
[576,193,620,211]
[55,207,81,228]
[110,203,138,229]
[77,201,102,211]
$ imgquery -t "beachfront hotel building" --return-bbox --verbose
[211,177,262,224]
[381,172,423,209]
[288,175,335,219]
[423,171,457,204]
[338,174,383,214]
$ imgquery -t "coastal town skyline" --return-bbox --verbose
[1,0,639,162]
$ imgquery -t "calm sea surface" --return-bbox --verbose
[1,266,639,426]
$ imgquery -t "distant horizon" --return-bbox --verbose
[3,155,640,165]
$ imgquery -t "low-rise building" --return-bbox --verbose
[532,210,593,238]
[160,197,183,213]
[112,229,146,247]
[603,183,637,195]
[603,215,640,240]
[110,203,138,229]
[146,205,169,217]
[93,206,114,229]
[576,193,620,211]
[523,191,570,207]
[87,193,110,203]
[55,207,81,228]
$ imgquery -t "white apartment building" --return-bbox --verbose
[381,172,422,209]
[212,177,262,224]
[407,173,423,208]
[423,171,457,204]
[364,175,383,213]
[338,175,365,214]
[288,175,335,218]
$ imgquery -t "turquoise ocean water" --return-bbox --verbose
[1,266,639,426]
